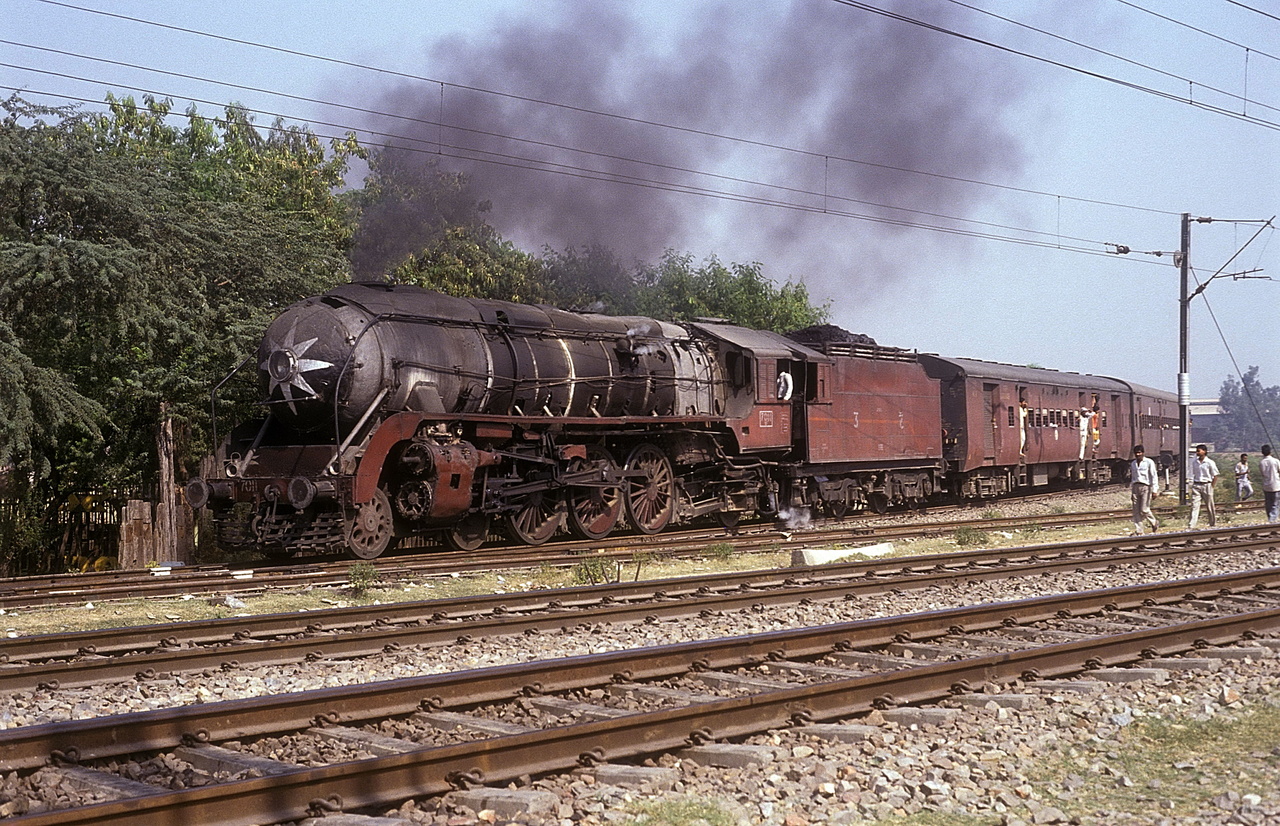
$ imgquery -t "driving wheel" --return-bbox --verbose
[503,490,563,545]
[344,488,395,559]
[624,443,676,535]
[567,446,623,540]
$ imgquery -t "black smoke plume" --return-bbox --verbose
[354,1,1027,296]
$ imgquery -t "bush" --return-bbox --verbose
[954,526,989,546]
[572,556,617,585]
[705,542,734,561]
[347,561,381,594]
[0,496,49,576]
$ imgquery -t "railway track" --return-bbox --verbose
[5,524,1279,694]
[2,498,1256,610]
[4,567,1280,824]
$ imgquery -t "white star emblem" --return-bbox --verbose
[262,319,334,414]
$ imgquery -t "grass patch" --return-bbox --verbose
[346,561,380,594]
[572,556,618,585]
[866,814,995,825]
[704,542,734,561]
[1026,699,1280,821]
[624,798,738,826]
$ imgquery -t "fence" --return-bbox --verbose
[1,486,195,575]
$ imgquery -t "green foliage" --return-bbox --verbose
[1207,367,1280,451]
[705,542,735,561]
[571,556,618,585]
[626,251,829,333]
[346,561,380,594]
[625,798,737,826]
[0,93,360,568]
[540,244,634,313]
[629,551,656,581]
[954,526,989,546]
[390,225,551,304]
[980,509,1003,520]
[0,494,49,576]
[352,147,828,329]
[346,146,491,280]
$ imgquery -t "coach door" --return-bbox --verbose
[983,383,998,462]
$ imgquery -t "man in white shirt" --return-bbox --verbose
[1078,406,1092,460]
[1129,445,1160,534]
[1188,444,1219,529]
[1261,444,1280,523]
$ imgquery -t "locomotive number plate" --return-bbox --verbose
[759,410,774,428]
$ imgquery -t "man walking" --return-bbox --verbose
[1130,445,1160,534]
[1188,444,1219,529]
[1261,445,1280,523]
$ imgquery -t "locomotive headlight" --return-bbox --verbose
[261,319,334,414]
[268,349,299,383]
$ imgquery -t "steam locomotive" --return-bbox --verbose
[185,282,1178,559]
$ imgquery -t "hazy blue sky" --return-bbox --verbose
[3,0,1277,398]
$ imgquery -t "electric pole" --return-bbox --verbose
[1178,213,1190,506]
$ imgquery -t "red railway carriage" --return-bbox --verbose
[916,355,1177,497]
[1119,380,1181,462]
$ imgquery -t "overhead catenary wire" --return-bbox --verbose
[0,49,1153,243]
[1115,0,1280,64]
[4,2,1267,271]
[1223,0,1280,26]
[943,0,1280,114]
[19,0,1181,217]
[828,0,1280,133]
[4,79,1165,264]
[1190,264,1277,447]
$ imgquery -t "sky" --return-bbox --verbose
[3,0,1278,400]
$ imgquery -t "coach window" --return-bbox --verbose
[725,351,753,392]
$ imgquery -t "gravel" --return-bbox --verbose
[4,490,1279,825]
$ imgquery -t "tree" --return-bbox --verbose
[625,251,829,333]
[1209,367,1280,450]
[389,225,551,304]
[540,244,635,313]
[346,146,492,280]
[0,94,360,570]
